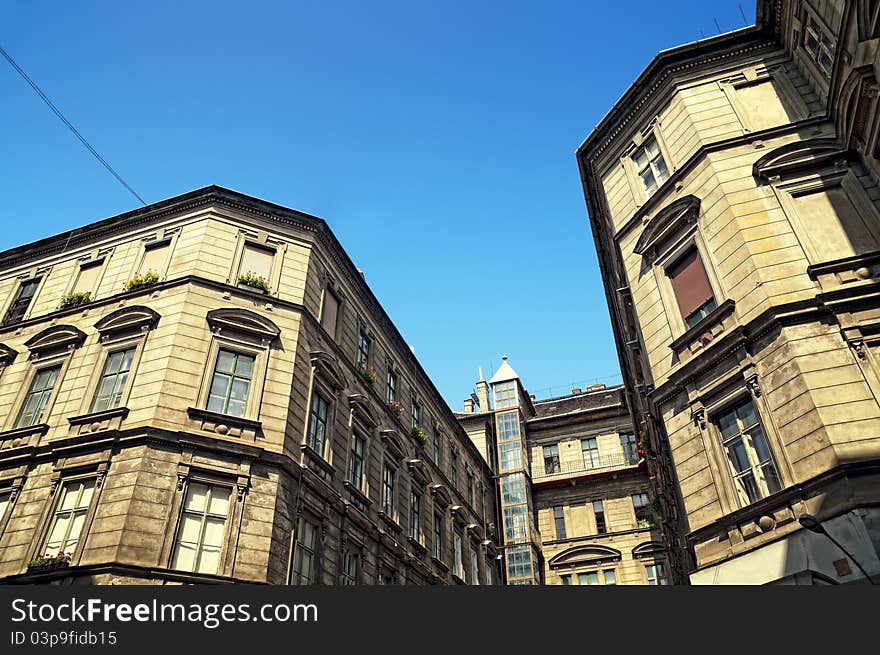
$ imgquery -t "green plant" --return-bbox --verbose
[638,430,654,457]
[359,364,378,385]
[123,270,159,292]
[411,426,428,445]
[58,291,91,309]
[28,551,72,568]
[388,400,402,417]
[237,271,270,292]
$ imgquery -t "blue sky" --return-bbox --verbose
[0,0,755,408]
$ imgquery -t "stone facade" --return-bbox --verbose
[0,186,500,585]
[457,364,667,585]
[577,0,880,584]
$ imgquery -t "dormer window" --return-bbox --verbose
[634,137,669,197]
[804,14,834,77]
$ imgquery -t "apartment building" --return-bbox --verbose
[577,0,880,584]
[0,186,500,585]
[457,361,666,585]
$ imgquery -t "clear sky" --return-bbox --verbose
[1,0,756,409]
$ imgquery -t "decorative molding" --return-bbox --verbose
[752,137,851,183]
[24,325,87,359]
[205,308,280,345]
[633,195,702,257]
[94,305,160,340]
[310,351,347,391]
[0,343,18,367]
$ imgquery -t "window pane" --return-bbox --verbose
[197,545,221,574]
[208,487,231,516]
[185,484,209,512]
[172,542,197,572]
[65,512,87,551]
[215,351,237,375]
[178,513,203,543]
[45,515,71,552]
[202,517,227,548]
[604,570,616,585]
[726,438,751,473]
[716,409,739,439]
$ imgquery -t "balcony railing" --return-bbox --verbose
[534,452,641,480]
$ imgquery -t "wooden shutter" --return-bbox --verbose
[668,249,714,320]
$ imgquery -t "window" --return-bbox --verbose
[0,491,10,525]
[553,505,567,539]
[501,475,526,504]
[320,289,340,339]
[715,397,781,505]
[292,517,318,584]
[466,471,474,506]
[453,531,464,578]
[357,329,370,368]
[206,350,254,418]
[633,493,652,527]
[577,571,599,585]
[646,562,668,585]
[409,492,421,541]
[71,259,103,297]
[620,433,639,464]
[506,545,531,580]
[237,242,274,284]
[581,437,599,469]
[634,137,669,196]
[604,570,617,586]
[470,544,480,585]
[433,512,444,560]
[340,549,360,585]
[306,391,330,456]
[382,465,396,517]
[15,365,61,428]
[504,504,527,541]
[90,348,135,412]
[138,237,171,277]
[42,479,95,556]
[411,401,421,430]
[170,482,230,575]
[543,444,560,474]
[348,433,366,489]
[494,381,516,409]
[432,430,441,467]
[667,248,717,329]
[560,574,572,585]
[804,14,834,77]
[386,369,397,403]
[593,500,606,534]
[497,412,522,472]
[450,451,458,489]
[4,278,40,324]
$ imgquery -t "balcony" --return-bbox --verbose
[533,452,642,483]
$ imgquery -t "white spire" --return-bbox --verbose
[489,355,520,384]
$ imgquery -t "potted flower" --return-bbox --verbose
[411,426,428,446]
[359,363,378,385]
[237,271,270,293]
[27,551,72,571]
[387,400,402,417]
[637,430,654,457]
[58,291,91,309]
[123,270,160,292]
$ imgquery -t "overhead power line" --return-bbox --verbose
[0,42,146,206]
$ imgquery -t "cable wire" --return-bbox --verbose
[0,42,147,206]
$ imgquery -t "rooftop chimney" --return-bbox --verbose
[476,380,490,413]
[463,398,474,413]
[572,387,582,394]
[587,383,606,392]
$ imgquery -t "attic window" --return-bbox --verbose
[633,137,669,197]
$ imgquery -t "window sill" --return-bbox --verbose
[430,556,449,572]
[667,299,736,359]
[0,423,49,449]
[186,407,262,441]
[302,444,335,481]
[67,406,129,436]
[343,480,372,508]
[450,572,466,585]
[377,511,403,534]
[407,536,428,554]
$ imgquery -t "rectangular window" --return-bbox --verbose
[633,492,652,527]
[432,430,441,467]
[646,562,668,585]
[620,433,639,464]
[470,545,480,585]
[593,500,606,534]
[386,369,397,402]
[357,329,370,368]
[409,492,421,542]
[634,137,669,196]
[450,452,458,489]
[553,505,567,540]
[433,512,444,560]
[237,242,274,282]
[42,479,95,556]
[604,569,617,586]
[499,442,522,472]
[382,465,396,517]
[493,381,516,409]
[453,531,463,578]
[3,278,40,324]
[668,248,717,329]
[206,350,254,418]
[292,517,318,585]
[348,433,366,489]
[577,571,600,585]
[581,437,599,469]
[138,238,170,277]
[466,471,474,506]
[501,475,526,504]
[90,348,135,412]
[320,289,340,339]
[543,444,560,474]
[71,260,103,296]
[715,397,781,505]
[15,365,61,428]
[171,482,230,574]
[503,504,527,541]
[306,391,330,456]
[560,574,572,585]
[411,401,421,430]
[506,545,531,580]
[340,549,359,585]
[804,14,834,77]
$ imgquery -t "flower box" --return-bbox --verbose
[27,551,72,572]
[359,364,378,385]
[123,270,159,292]
[388,401,402,417]
[411,426,428,446]
[237,272,270,293]
[59,291,91,309]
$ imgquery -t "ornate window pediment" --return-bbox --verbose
[633,195,701,258]
[752,138,850,183]
[632,541,666,560]
[429,482,452,508]
[24,325,86,359]
[548,544,622,569]
[349,393,379,430]
[94,305,160,340]
[310,351,346,391]
[0,343,18,367]
[406,458,430,486]
[380,428,408,461]
[206,308,280,345]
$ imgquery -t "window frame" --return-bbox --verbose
[319,286,342,340]
[39,477,98,559]
[2,276,44,325]
[645,561,668,585]
[230,236,283,294]
[622,123,674,205]
[306,389,331,459]
[348,431,367,491]
[553,505,567,540]
[130,231,178,282]
[381,463,396,518]
[543,443,560,474]
[593,499,607,535]
[409,491,422,543]
[802,11,835,79]
[291,514,320,585]
[169,480,234,576]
